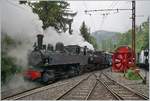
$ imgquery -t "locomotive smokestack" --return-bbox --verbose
[37,34,44,49]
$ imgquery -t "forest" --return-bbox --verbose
[100,19,149,53]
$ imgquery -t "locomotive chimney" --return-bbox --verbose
[37,34,44,49]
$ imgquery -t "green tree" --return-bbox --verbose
[88,36,98,49]
[80,21,98,49]
[136,20,149,52]
[80,21,90,41]
[1,34,21,85]
[101,40,106,51]
[28,1,77,34]
[116,20,149,53]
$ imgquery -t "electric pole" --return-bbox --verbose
[132,1,136,63]
[85,1,136,54]
[85,1,137,67]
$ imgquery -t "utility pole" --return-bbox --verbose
[85,1,136,56]
[132,1,136,64]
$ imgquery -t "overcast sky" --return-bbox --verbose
[68,1,150,33]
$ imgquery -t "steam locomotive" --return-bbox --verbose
[24,34,112,84]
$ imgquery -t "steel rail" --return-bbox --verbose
[85,73,98,100]
[2,85,43,100]
[95,73,122,100]
[85,80,98,100]
[56,74,91,100]
[3,82,69,100]
[102,72,149,100]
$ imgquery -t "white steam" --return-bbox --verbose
[2,0,43,41]
[44,27,94,50]
[1,0,44,91]
[1,0,94,91]
[2,0,44,69]
[2,0,94,59]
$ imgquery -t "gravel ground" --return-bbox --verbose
[59,75,96,100]
[3,67,148,100]
[105,68,149,97]
[1,74,42,99]
[2,72,89,99]
[5,73,90,100]
[88,81,117,100]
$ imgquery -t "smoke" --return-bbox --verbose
[1,0,44,91]
[2,0,43,68]
[1,0,94,91]
[43,27,94,50]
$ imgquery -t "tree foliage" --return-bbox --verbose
[100,20,149,53]
[1,34,21,85]
[80,21,90,41]
[118,30,132,47]
[101,39,115,51]
[117,20,149,53]
[80,21,98,49]
[88,36,98,49]
[27,1,77,34]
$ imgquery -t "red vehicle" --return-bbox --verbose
[112,46,135,72]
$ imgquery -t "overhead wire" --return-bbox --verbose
[100,1,120,30]
[83,0,96,33]
[100,1,116,30]
[109,1,119,14]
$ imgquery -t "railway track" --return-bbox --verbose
[3,74,90,100]
[98,72,149,100]
[56,72,120,100]
[3,82,70,100]
[87,73,120,100]
[2,84,43,100]
[2,70,148,100]
[56,74,96,100]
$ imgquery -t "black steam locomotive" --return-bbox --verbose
[24,34,112,84]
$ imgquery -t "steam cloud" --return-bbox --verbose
[44,27,94,49]
[1,0,94,91]
[1,0,44,92]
